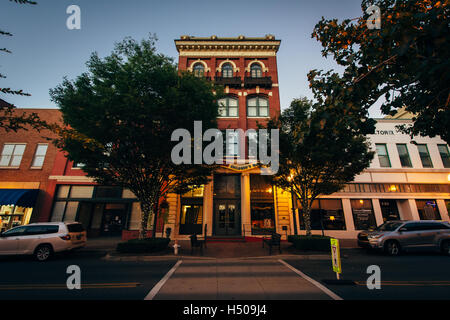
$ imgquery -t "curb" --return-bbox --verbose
[101,252,333,262]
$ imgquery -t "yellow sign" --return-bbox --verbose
[220,163,260,172]
[330,238,342,274]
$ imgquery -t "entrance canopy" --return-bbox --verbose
[0,189,39,208]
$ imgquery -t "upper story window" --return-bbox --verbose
[218,97,238,117]
[222,63,233,78]
[250,64,262,78]
[0,143,26,167]
[396,144,412,168]
[375,144,391,168]
[193,63,205,77]
[416,144,433,168]
[224,131,240,157]
[438,144,450,168]
[31,144,48,168]
[247,97,269,117]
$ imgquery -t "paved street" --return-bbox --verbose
[0,247,449,300]
[285,249,450,300]
[0,251,177,300]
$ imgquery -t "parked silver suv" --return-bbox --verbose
[358,220,450,256]
[0,222,87,261]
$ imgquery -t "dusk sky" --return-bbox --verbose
[0,0,383,117]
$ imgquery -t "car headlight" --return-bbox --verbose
[368,234,383,239]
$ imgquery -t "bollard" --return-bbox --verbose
[173,240,180,255]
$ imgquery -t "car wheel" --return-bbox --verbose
[441,241,450,256]
[34,244,53,262]
[384,240,401,256]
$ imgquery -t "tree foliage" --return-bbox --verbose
[50,36,222,238]
[270,98,374,236]
[312,0,449,143]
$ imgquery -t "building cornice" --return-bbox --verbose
[175,36,281,56]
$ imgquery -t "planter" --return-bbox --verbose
[116,237,170,253]
[287,235,331,251]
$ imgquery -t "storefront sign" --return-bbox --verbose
[220,163,261,172]
[375,130,395,135]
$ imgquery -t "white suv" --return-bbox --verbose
[0,222,87,261]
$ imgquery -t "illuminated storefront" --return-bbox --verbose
[0,189,38,232]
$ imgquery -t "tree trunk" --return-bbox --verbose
[151,197,160,239]
[139,201,154,240]
[302,203,312,236]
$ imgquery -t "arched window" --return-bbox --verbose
[250,64,262,78]
[193,63,205,77]
[218,97,239,117]
[222,63,233,78]
[247,97,269,117]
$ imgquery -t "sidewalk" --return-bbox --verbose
[152,258,334,300]
[83,236,359,260]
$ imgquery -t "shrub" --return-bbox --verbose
[116,237,170,253]
[287,235,332,251]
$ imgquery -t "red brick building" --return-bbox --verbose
[0,105,62,231]
[161,35,294,240]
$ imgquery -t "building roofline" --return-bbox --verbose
[174,35,281,54]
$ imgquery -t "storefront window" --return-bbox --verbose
[416,200,441,220]
[379,199,400,222]
[298,199,346,230]
[51,201,66,222]
[179,185,204,235]
[250,175,275,234]
[0,205,33,231]
[51,185,134,236]
[95,186,122,198]
[70,186,94,198]
[180,204,203,235]
[63,201,79,221]
[351,199,377,230]
[214,175,240,197]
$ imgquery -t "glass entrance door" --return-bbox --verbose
[214,200,240,236]
[101,203,128,236]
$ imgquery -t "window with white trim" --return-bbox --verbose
[247,97,269,117]
[0,143,26,167]
[193,63,205,77]
[218,97,238,117]
[250,64,262,78]
[31,144,48,168]
[222,63,233,78]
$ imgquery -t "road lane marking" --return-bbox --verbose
[355,281,450,286]
[144,260,182,300]
[279,259,343,300]
[0,283,141,290]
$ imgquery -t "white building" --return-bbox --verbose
[299,116,450,239]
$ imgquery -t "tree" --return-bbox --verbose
[0,0,42,132]
[312,0,449,143]
[269,98,374,236]
[50,36,222,239]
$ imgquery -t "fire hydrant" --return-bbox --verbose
[173,240,180,255]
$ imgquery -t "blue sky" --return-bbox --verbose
[0,0,383,117]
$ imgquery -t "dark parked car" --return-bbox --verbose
[358,220,450,256]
